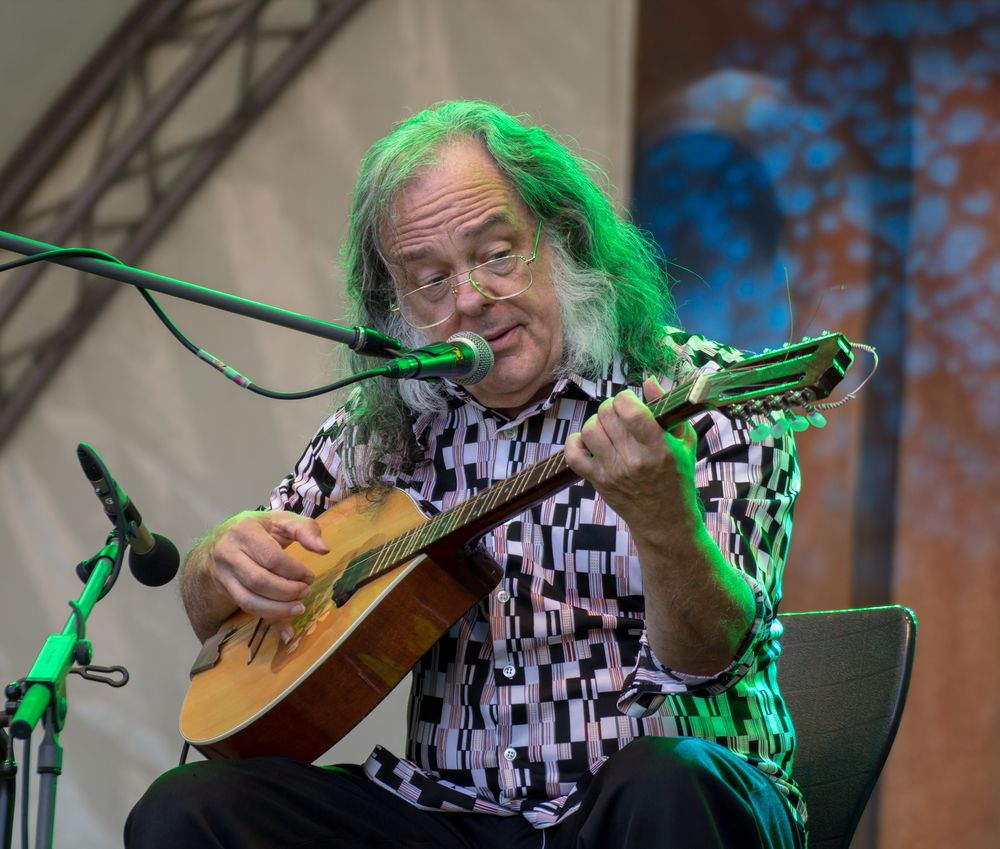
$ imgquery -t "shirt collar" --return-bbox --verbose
[412,355,636,443]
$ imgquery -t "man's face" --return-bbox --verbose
[382,141,565,415]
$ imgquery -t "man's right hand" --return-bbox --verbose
[183,510,329,644]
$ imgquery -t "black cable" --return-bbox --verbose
[19,736,29,849]
[0,248,122,273]
[0,720,15,849]
[68,601,85,643]
[0,247,398,400]
[132,286,399,399]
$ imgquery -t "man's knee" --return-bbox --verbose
[610,735,726,787]
[125,761,247,846]
[563,738,796,849]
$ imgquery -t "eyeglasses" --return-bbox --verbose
[390,221,543,329]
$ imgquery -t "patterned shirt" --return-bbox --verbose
[269,329,805,830]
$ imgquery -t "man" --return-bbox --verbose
[127,101,804,848]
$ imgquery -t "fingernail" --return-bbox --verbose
[291,602,306,615]
[280,627,294,644]
[298,586,311,599]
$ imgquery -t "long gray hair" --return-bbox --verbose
[339,101,677,489]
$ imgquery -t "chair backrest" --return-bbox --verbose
[777,605,917,849]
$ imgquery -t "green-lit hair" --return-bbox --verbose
[338,100,677,489]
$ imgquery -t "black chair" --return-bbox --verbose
[777,605,917,849]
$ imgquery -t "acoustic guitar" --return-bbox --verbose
[180,333,855,761]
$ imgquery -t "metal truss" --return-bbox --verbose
[0,0,366,448]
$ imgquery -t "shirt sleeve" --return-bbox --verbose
[618,367,800,714]
[267,406,356,518]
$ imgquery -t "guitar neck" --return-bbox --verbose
[332,332,854,609]
[342,382,702,592]
[434,381,700,548]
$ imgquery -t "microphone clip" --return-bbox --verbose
[68,664,129,689]
[75,529,120,584]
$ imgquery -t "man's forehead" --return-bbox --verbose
[380,209,518,266]
[379,145,527,264]
[390,144,513,212]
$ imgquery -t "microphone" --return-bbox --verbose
[76,443,180,587]
[380,332,494,385]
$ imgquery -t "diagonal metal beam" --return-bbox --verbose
[0,0,368,449]
[0,0,189,223]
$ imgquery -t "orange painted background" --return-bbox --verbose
[633,2,1000,847]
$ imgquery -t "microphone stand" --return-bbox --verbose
[0,229,426,846]
[0,228,402,357]
[2,534,127,849]
[1,726,13,849]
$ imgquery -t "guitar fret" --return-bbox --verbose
[482,480,508,511]
[440,506,460,536]
[487,481,508,510]
[412,522,435,552]
[377,534,404,572]
[455,500,474,528]
[509,469,529,498]
[369,546,387,577]
[358,550,378,581]
[385,528,413,564]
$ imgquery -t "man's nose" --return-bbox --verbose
[452,277,491,315]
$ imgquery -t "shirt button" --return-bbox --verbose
[503,747,517,761]
[502,664,516,678]
[497,590,510,603]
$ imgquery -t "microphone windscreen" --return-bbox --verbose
[77,443,104,482]
[447,332,494,385]
[128,533,180,587]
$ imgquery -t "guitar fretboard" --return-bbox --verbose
[332,381,696,602]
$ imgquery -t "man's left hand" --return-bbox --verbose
[564,377,701,542]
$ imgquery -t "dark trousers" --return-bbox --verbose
[125,737,805,849]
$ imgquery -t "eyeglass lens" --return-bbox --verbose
[398,255,533,328]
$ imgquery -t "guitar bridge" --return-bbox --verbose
[189,624,237,678]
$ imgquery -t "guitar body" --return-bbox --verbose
[179,488,502,762]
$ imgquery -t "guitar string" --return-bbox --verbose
[216,379,689,638]
[308,333,848,599]
[337,384,696,594]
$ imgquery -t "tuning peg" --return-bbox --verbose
[785,412,810,432]
[803,405,827,428]
[749,419,773,442]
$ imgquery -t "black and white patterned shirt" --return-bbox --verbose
[269,329,805,830]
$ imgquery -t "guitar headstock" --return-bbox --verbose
[685,333,855,440]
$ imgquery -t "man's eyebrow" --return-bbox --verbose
[388,213,518,265]
[454,212,517,242]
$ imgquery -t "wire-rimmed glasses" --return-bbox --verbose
[390,221,543,329]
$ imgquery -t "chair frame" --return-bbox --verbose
[777,605,917,849]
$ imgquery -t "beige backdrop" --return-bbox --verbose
[0,1,636,846]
